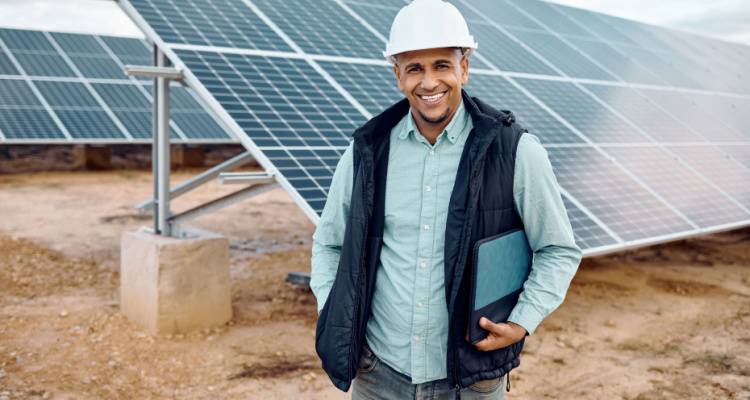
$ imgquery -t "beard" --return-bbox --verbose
[417,106,451,125]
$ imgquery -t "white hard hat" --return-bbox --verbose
[384,0,478,63]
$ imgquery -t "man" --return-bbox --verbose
[311,0,582,398]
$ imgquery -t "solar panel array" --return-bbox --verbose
[0,28,235,143]
[118,0,750,255]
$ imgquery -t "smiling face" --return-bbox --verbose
[393,47,469,131]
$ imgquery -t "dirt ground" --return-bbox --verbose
[0,170,749,399]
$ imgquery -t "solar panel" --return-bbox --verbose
[0,28,235,143]
[128,0,292,51]
[548,4,639,47]
[454,0,544,31]
[604,146,749,227]
[719,145,750,170]
[637,88,746,142]
[34,80,124,139]
[564,38,665,86]
[668,146,750,208]
[468,22,559,76]
[0,48,19,75]
[547,146,694,241]
[514,78,651,143]
[506,28,616,81]
[467,74,583,144]
[582,84,703,143]
[117,0,750,253]
[0,79,65,140]
[315,61,401,115]
[343,3,400,38]
[251,0,385,59]
[561,195,618,250]
[506,0,593,39]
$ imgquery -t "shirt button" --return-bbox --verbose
[417,302,423,308]
[414,335,421,342]
[423,224,430,230]
[429,150,435,156]
[420,261,427,269]
[425,185,432,192]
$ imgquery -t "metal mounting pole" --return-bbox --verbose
[151,44,159,234]
[156,49,171,236]
[126,51,184,237]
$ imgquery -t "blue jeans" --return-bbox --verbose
[352,344,506,400]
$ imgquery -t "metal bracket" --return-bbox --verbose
[136,151,257,213]
[124,65,184,81]
[219,172,274,185]
[168,182,279,227]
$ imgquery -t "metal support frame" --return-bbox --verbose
[218,172,274,185]
[136,151,256,212]
[169,182,279,231]
[126,47,184,236]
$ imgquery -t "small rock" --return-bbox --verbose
[605,319,617,328]
[0,369,5,379]
[59,310,69,317]
[206,335,215,341]
[175,334,184,340]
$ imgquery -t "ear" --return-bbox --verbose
[460,55,470,85]
[393,64,404,93]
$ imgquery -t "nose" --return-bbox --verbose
[420,69,439,92]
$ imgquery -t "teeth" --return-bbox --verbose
[420,92,445,103]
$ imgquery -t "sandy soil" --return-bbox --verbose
[0,170,749,399]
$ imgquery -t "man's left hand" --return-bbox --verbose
[474,317,527,351]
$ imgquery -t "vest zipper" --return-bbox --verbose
[349,157,372,381]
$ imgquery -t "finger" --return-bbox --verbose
[474,335,510,352]
[479,317,508,335]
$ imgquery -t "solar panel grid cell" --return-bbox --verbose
[565,38,665,86]
[34,80,124,139]
[547,146,694,241]
[468,74,583,144]
[507,28,615,81]
[668,146,750,208]
[316,61,401,115]
[561,195,618,249]
[583,84,705,143]
[605,146,749,227]
[639,88,747,142]
[129,0,292,51]
[515,78,651,143]
[468,22,559,76]
[506,0,593,39]
[252,0,385,59]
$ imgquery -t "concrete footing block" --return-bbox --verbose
[120,228,232,334]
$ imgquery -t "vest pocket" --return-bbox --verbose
[357,343,379,373]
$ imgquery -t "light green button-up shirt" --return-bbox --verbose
[311,101,581,383]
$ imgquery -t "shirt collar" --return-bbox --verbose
[400,101,468,145]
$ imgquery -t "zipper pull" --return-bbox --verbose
[455,384,461,400]
[506,370,511,392]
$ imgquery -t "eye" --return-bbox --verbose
[436,63,450,70]
[407,66,421,73]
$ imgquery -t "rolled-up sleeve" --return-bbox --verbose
[507,134,582,335]
[310,143,354,313]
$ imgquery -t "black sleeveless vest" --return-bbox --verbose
[316,90,527,391]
